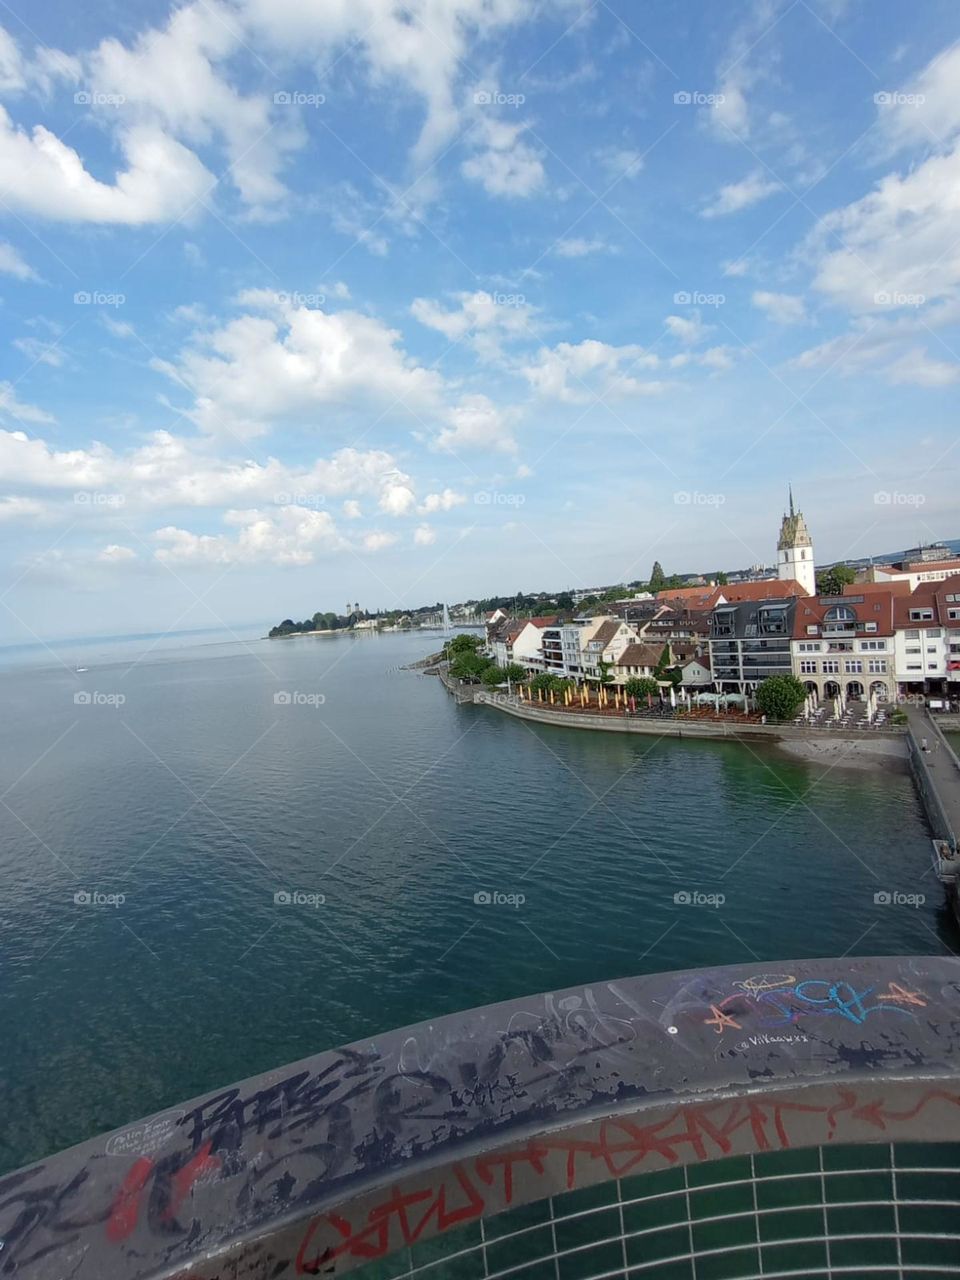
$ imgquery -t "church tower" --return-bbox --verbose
[777,487,815,595]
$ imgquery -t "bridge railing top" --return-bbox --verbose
[4,955,960,1280]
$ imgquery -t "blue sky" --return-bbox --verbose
[1,0,959,639]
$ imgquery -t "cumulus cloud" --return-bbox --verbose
[437,394,518,453]
[0,110,214,224]
[462,118,545,198]
[0,382,53,424]
[155,294,444,437]
[521,339,665,403]
[155,505,346,566]
[413,523,436,546]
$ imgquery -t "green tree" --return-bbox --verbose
[816,563,857,596]
[755,674,807,722]
[503,663,528,683]
[449,651,490,680]
[481,664,508,687]
[716,571,729,586]
[625,676,659,699]
[445,633,483,656]
[649,561,666,592]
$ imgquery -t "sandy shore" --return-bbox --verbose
[776,735,908,773]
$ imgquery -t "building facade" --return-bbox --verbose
[709,598,798,692]
[777,489,816,596]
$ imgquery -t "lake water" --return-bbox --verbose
[0,626,953,1173]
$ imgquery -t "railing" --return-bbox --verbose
[2,957,960,1279]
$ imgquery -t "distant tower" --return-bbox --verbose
[777,487,815,595]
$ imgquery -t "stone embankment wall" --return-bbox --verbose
[473,690,906,745]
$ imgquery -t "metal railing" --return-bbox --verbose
[3,957,960,1279]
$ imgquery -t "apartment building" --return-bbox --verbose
[791,591,896,701]
[709,598,798,693]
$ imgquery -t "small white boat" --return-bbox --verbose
[75,666,88,673]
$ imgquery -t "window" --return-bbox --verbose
[825,605,856,622]
[907,663,922,671]
[860,640,886,651]
[910,608,934,621]
[926,628,942,638]
[844,660,863,674]
[800,660,817,674]
[864,622,877,632]
[822,660,839,674]
[949,608,960,621]
[806,624,819,635]
[868,659,887,674]
[905,629,920,639]
[798,642,821,652]
[906,646,921,655]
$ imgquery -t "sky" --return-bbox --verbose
[1,0,959,640]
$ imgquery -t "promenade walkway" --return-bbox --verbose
[903,703,960,851]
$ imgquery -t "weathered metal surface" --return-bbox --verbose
[3,956,960,1279]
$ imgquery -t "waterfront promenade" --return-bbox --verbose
[904,703,960,852]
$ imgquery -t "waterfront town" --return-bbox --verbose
[473,494,960,714]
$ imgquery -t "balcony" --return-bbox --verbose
[5,957,960,1280]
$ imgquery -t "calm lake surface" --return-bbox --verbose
[0,627,954,1173]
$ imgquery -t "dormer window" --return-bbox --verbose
[824,605,856,623]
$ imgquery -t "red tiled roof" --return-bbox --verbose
[794,590,896,637]
[845,579,912,597]
[614,642,664,668]
[721,579,808,601]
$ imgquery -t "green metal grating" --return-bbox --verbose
[352,1144,960,1280]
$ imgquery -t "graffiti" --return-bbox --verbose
[702,975,928,1033]
[294,1086,960,1275]
[0,957,957,1280]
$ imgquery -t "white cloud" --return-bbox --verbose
[553,236,617,258]
[521,339,664,403]
[664,313,711,344]
[437,394,517,453]
[462,118,545,198]
[342,499,362,518]
[701,170,781,217]
[0,110,214,224]
[875,43,960,154]
[810,143,960,310]
[0,426,430,513]
[0,494,46,521]
[363,530,398,552]
[379,481,417,516]
[419,488,466,513]
[98,543,137,562]
[156,294,444,437]
[752,290,806,324]
[411,289,534,359]
[414,523,436,546]
[0,382,53,424]
[0,241,36,280]
[156,505,345,566]
[13,335,64,367]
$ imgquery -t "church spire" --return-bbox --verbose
[789,484,795,518]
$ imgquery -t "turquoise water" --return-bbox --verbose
[0,628,953,1173]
